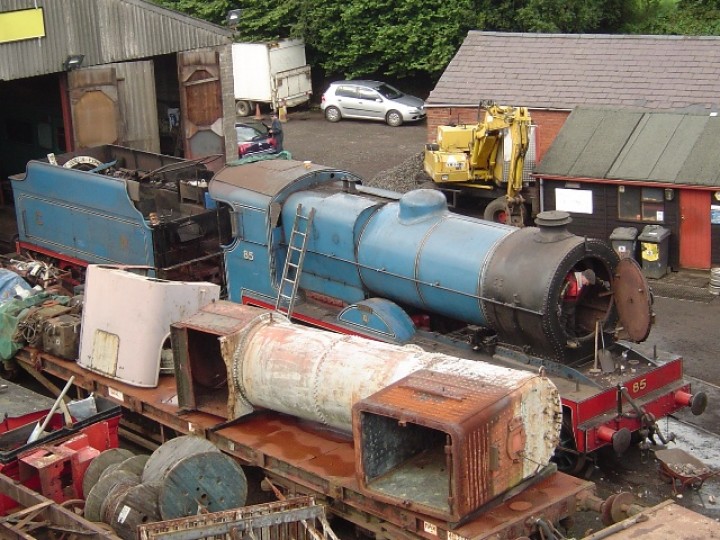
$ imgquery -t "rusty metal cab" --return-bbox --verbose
[353,368,552,523]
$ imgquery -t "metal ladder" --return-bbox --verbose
[276,204,315,318]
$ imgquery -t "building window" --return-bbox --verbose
[618,186,665,222]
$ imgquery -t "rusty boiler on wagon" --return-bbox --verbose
[171,301,562,522]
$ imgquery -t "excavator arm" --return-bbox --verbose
[468,103,532,226]
[423,102,533,226]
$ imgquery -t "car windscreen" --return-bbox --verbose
[376,84,402,99]
[236,125,262,142]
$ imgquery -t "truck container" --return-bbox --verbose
[232,39,313,117]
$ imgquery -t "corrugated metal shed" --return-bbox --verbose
[0,0,231,81]
[535,107,720,187]
[427,31,720,112]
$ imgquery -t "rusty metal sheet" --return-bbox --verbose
[69,67,122,148]
[456,472,593,539]
[179,51,225,173]
[586,499,720,539]
[353,368,558,522]
[216,414,355,477]
[171,302,266,416]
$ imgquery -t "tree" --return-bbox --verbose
[153,0,231,24]
[643,0,720,34]
[475,0,632,33]
[151,0,720,85]
[153,0,475,81]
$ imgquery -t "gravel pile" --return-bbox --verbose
[366,152,431,193]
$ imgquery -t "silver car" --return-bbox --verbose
[320,80,426,127]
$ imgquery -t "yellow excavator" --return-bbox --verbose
[423,101,533,226]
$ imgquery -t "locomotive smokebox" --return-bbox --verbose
[481,210,620,360]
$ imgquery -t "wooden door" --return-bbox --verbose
[679,189,711,269]
[178,50,225,172]
[68,62,160,152]
[68,67,123,149]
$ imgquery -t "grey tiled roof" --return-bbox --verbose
[535,107,720,187]
[427,32,720,111]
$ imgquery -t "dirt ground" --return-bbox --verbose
[281,108,720,533]
[280,108,429,180]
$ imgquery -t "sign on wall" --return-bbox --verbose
[712,205,720,225]
[0,8,45,44]
[555,188,593,214]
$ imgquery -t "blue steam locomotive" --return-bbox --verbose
[10,150,705,471]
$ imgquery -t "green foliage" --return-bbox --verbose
[151,0,720,85]
[234,0,475,80]
[151,0,232,25]
[644,0,720,33]
[476,0,632,33]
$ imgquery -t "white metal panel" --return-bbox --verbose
[267,39,307,74]
[232,43,272,101]
[78,265,220,387]
[231,39,311,106]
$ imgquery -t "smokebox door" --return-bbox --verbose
[612,258,653,342]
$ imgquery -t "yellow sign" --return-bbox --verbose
[0,8,45,44]
[641,242,659,262]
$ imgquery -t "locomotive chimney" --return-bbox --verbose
[534,210,574,242]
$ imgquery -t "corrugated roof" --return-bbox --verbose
[0,0,231,81]
[535,107,720,187]
[427,32,720,112]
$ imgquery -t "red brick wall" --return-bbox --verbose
[531,109,570,162]
[426,107,570,163]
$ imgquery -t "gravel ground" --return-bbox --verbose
[281,109,428,190]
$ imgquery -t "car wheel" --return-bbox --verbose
[236,100,253,117]
[386,110,403,127]
[325,106,341,123]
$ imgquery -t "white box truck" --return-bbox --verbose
[231,38,313,117]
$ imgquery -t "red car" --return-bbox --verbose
[236,122,278,158]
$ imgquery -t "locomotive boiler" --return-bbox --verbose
[212,159,638,361]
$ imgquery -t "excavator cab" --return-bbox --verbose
[423,102,533,227]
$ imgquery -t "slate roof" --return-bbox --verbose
[427,32,720,112]
[535,107,720,187]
